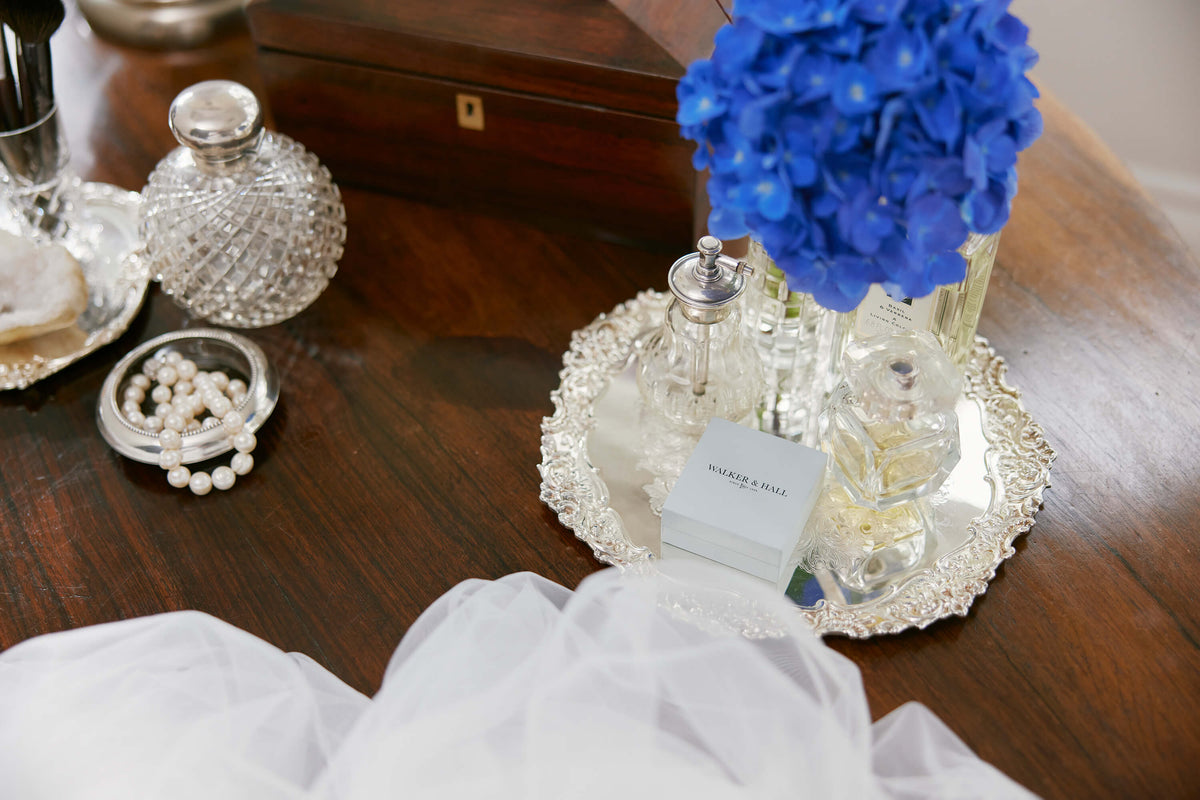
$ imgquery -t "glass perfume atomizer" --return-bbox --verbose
[636,236,763,432]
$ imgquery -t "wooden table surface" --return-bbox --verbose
[3,12,1198,799]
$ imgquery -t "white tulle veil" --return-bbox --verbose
[0,562,1033,799]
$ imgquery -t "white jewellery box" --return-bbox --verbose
[661,417,828,584]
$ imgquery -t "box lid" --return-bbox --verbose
[247,0,729,119]
[661,418,827,579]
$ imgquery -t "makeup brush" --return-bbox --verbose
[0,34,22,131]
[0,0,66,235]
[4,0,66,126]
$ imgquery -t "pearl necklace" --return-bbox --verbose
[122,351,258,495]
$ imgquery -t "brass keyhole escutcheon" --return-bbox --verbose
[456,94,484,131]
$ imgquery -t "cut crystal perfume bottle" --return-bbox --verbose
[802,477,931,593]
[809,329,962,592]
[636,236,763,432]
[140,80,347,328]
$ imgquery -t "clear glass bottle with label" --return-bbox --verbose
[850,232,1000,366]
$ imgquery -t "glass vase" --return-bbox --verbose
[0,107,75,240]
[741,240,850,446]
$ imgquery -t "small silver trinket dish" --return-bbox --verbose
[97,329,279,464]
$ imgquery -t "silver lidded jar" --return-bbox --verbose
[140,80,346,328]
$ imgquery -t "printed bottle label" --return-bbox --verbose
[853,285,938,338]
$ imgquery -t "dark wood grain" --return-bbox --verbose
[246,0,719,246]
[608,0,730,66]
[2,10,1198,799]
[256,51,698,247]
[246,0,704,119]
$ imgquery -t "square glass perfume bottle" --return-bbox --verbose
[824,330,962,508]
[810,330,962,592]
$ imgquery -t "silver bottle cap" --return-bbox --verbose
[168,80,265,163]
[666,236,753,323]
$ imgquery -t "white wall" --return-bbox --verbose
[1011,0,1200,257]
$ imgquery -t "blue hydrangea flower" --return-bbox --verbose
[865,26,928,92]
[741,0,848,33]
[907,193,969,252]
[832,64,880,115]
[792,53,838,102]
[677,0,1042,311]
[676,62,726,128]
[851,0,905,25]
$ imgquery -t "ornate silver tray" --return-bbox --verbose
[0,182,148,390]
[539,291,1056,637]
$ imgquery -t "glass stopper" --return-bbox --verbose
[168,80,265,164]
